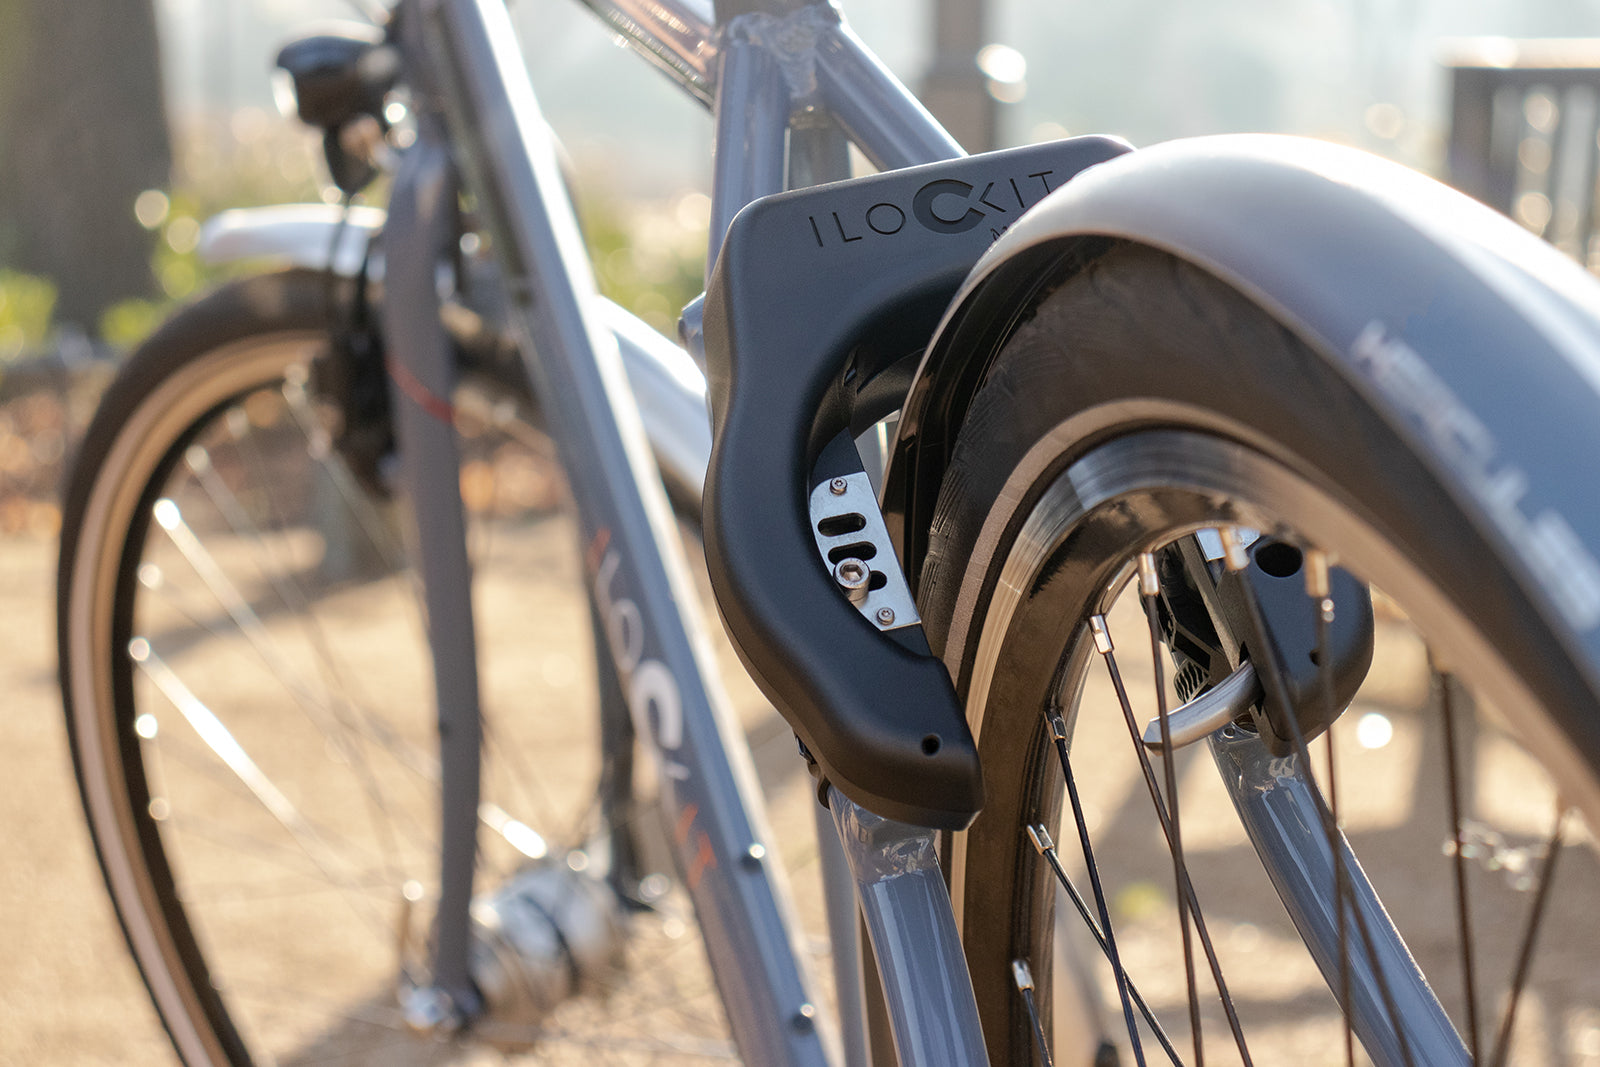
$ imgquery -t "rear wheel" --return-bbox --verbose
[924,246,1600,1066]
[58,271,809,1065]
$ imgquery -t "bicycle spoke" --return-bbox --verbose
[181,447,415,890]
[1488,805,1569,1067]
[280,380,411,580]
[138,610,542,872]
[1436,664,1482,1064]
[150,499,422,772]
[1049,710,1149,1067]
[168,448,580,867]
[147,610,438,794]
[1306,550,1355,1067]
[187,439,428,768]
[481,712,588,854]
[132,643,397,946]
[1140,554,1205,1066]
[152,737,428,874]
[1090,614,1253,1066]
[1012,960,1058,1067]
[1028,824,1184,1066]
[292,428,592,853]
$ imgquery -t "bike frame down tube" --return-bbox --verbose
[397,0,972,1062]
[409,2,826,1060]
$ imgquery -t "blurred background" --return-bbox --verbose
[2,0,1599,534]
[3,1,1600,1062]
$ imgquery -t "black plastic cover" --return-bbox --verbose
[701,137,1130,828]
[1220,541,1376,757]
[276,25,399,133]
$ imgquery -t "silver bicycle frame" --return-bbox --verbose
[381,0,980,1063]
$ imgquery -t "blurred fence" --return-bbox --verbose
[1447,38,1600,270]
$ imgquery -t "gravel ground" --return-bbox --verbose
[0,533,173,1064]
[7,503,1600,1066]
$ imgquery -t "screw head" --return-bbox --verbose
[835,559,870,605]
[875,606,896,626]
[834,558,868,586]
[828,477,848,495]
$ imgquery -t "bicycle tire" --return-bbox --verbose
[57,270,778,1065]
[921,244,1600,1065]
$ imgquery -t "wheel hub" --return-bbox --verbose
[466,859,628,1049]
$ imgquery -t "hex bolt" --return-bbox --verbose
[834,558,871,605]
[876,606,896,626]
[828,477,848,495]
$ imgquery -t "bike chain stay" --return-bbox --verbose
[702,136,1130,828]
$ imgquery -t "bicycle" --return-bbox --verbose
[55,0,1600,1064]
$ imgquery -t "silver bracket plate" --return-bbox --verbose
[808,472,921,632]
[1140,660,1262,751]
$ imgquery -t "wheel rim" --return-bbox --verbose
[63,333,792,1064]
[951,428,1600,1067]
[68,336,327,1066]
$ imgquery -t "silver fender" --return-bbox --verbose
[893,133,1600,815]
[199,203,387,277]
[199,204,711,499]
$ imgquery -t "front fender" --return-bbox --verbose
[198,204,714,500]
[198,203,386,276]
[890,134,1600,644]
[886,135,1600,826]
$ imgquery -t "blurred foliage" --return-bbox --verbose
[96,112,711,349]
[176,110,327,218]
[99,298,167,350]
[0,106,713,540]
[578,183,710,337]
[0,271,57,362]
[94,112,329,350]
[0,109,331,536]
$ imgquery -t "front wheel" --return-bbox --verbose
[57,270,775,1064]
[923,245,1600,1066]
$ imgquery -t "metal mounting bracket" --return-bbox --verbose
[809,472,921,633]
